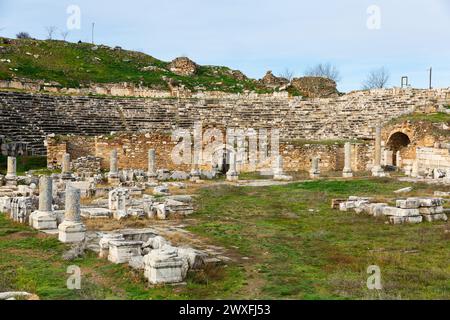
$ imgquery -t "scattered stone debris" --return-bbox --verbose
[338,196,447,224]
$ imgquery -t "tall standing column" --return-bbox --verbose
[396,151,402,168]
[226,152,239,181]
[31,176,57,230]
[147,149,157,181]
[5,156,17,186]
[371,126,385,177]
[108,149,119,184]
[342,142,353,178]
[58,186,86,243]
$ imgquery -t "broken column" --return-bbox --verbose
[396,151,402,168]
[309,157,320,179]
[108,188,130,220]
[5,156,17,186]
[371,126,385,177]
[108,149,119,184]
[61,153,73,180]
[342,142,353,178]
[226,152,239,181]
[31,176,57,230]
[147,149,157,181]
[58,186,86,243]
[273,155,292,181]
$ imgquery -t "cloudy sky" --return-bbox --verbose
[1,0,449,92]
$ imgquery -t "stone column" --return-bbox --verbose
[31,176,57,230]
[309,157,320,179]
[226,152,239,181]
[58,186,86,243]
[371,126,385,177]
[342,142,353,178]
[147,149,157,180]
[61,153,72,180]
[190,149,201,182]
[396,151,402,168]
[273,155,293,181]
[5,156,17,186]
[108,149,119,184]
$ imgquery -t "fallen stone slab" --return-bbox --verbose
[80,208,112,219]
[418,198,444,207]
[419,206,444,215]
[389,216,423,224]
[394,187,413,194]
[383,207,421,217]
[421,214,448,222]
[396,198,420,209]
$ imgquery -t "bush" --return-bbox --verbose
[16,32,31,39]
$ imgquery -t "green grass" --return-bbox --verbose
[189,178,450,299]
[0,178,449,300]
[0,37,270,94]
[0,214,245,300]
[390,112,450,125]
[0,155,47,175]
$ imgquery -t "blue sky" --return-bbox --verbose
[1,0,449,92]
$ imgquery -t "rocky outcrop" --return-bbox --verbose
[260,71,289,89]
[290,76,339,98]
[168,57,198,76]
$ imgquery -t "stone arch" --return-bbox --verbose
[386,132,411,165]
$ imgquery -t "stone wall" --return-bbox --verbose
[416,147,450,171]
[1,87,449,156]
[47,133,372,173]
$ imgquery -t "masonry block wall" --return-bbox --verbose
[1,88,449,156]
[47,133,373,173]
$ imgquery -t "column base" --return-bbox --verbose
[58,220,86,243]
[226,172,239,181]
[342,169,353,178]
[108,173,120,185]
[30,211,57,230]
[309,171,320,179]
[5,176,17,186]
[371,166,386,177]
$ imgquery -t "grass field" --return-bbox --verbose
[0,155,48,176]
[0,37,269,94]
[0,178,449,299]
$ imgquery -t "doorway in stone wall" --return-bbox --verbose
[387,132,411,166]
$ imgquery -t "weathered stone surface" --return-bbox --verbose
[383,206,420,217]
[143,248,185,284]
[290,76,338,98]
[389,215,423,224]
[80,208,112,219]
[58,187,86,243]
[418,206,444,215]
[108,240,143,264]
[394,187,413,194]
[168,57,197,76]
[396,199,420,209]
[421,214,448,222]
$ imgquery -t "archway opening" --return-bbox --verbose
[387,132,411,166]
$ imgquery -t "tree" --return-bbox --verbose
[279,68,295,82]
[60,30,70,41]
[362,67,390,90]
[45,26,57,40]
[16,32,31,39]
[305,63,341,82]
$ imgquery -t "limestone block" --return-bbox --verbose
[30,211,57,230]
[108,240,143,264]
[422,214,448,222]
[418,206,444,215]
[58,221,86,243]
[396,198,420,209]
[143,248,185,284]
[418,198,444,207]
[389,215,423,225]
[129,255,144,270]
[153,185,169,196]
[394,187,413,194]
[382,206,420,217]
[368,203,388,217]
[170,171,190,180]
[143,235,171,250]
[127,207,145,218]
[154,203,168,219]
[99,233,124,258]
[80,208,112,219]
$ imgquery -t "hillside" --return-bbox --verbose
[0,37,271,94]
